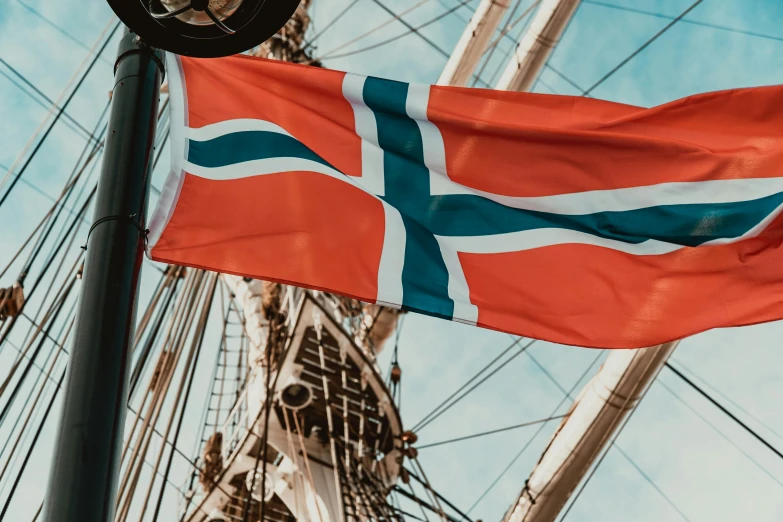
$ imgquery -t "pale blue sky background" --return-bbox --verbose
[1,1,783,521]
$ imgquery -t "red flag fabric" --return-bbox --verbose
[148,53,783,348]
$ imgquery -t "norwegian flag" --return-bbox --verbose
[148,54,783,348]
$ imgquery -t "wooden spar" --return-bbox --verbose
[437,0,511,86]
[494,0,581,91]
[472,4,680,520]
[502,343,678,522]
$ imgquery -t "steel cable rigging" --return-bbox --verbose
[316,0,477,62]
[664,362,783,461]
[466,349,604,513]
[581,0,704,96]
[584,0,783,44]
[655,377,783,488]
[411,336,531,432]
[0,19,120,207]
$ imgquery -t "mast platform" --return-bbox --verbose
[179,290,403,522]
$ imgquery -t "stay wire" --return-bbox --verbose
[581,0,704,96]
[466,350,603,513]
[0,162,87,223]
[308,0,433,63]
[655,377,783,489]
[19,117,108,283]
[543,63,586,94]
[412,337,537,431]
[404,466,474,522]
[0,297,74,496]
[664,362,783,461]
[0,109,105,284]
[413,337,535,432]
[151,274,219,522]
[0,67,97,144]
[418,414,569,449]
[0,367,67,521]
[0,186,96,385]
[583,0,783,44]
[411,336,524,430]
[485,0,542,87]
[366,0,452,58]
[303,0,363,50]
[319,0,476,62]
[671,358,783,442]
[612,444,692,522]
[0,256,79,428]
[0,312,229,514]
[0,58,102,144]
[0,20,120,209]
[0,16,115,194]
[14,0,116,63]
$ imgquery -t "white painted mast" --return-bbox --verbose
[437,0,511,86]
[472,3,684,520]
[502,343,678,522]
[495,0,581,91]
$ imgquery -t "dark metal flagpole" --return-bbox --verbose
[41,29,163,522]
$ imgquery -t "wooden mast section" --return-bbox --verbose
[494,0,581,91]
[437,0,511,86]
[502,343,677,522]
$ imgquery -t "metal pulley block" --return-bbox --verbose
[390,363,402,383]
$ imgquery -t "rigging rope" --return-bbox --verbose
[308,0,434,63]
[0,367,66,521]
[655,377,783,489]
[671,358,783,442]
[14,0,116,62]
[316,0,476,61]
[116,271,207,521]
[404,465,473,522]
[611,444,692,522]
[543,63,586,94]
[303,0,363,50]
[466,350,603,513]
[581,0,704,96]
[0,67,97,144]
[366,0,453,58]
[0,162,87,223]
[412,337,535,432]
[134,274,215,520]
[150,273,219,522]
[0,19,120,207]
[418,414,569,449]
[664,362,783,461]
[584,0,783,44]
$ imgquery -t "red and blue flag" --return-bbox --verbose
[148,54,783,348]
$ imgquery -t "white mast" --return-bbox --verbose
[472,3,683,520]
[437,0,511,86]
[503,342,678,522]
[495,0,581,91]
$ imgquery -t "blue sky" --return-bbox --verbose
[1,0,783,521]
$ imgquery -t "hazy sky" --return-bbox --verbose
[1,0,783,521]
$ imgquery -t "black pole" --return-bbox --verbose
[41,30,163,522]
